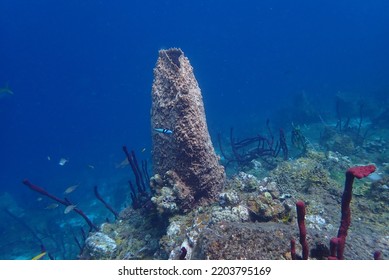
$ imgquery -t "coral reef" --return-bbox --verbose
[320,126,357,156]
[16,49,389,261]
[150,48,225,211]
[150,171,195,214]
[80,207,167,260]
[154,171,293,259]
[158,207,214,260]
[270,153,336,195]
[369,176,389,211]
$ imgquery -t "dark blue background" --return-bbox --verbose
[1,0,389,201]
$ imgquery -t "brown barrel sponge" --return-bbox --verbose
[151,48,225,208]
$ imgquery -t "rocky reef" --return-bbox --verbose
[150,48,225,212]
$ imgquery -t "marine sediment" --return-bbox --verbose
[150,48,225,211]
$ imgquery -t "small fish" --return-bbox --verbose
[45,203,59,209]
[154,128,173,134]
[36,197,43,202]
[64,184,79,194]
[0,83,14,96]
[141,147,146,153]
[87,164,95,169]
[64,204,77,214]
[47,156,51,161]
[115,158,129,168]
[31,251,46,260]
[58,158,68,166]
[368,172,382,181]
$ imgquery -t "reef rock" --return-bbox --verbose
[192,221,295,260]
[84,232,117,259]
[151,48,225,210]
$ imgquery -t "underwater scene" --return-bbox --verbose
[0,1,388,260]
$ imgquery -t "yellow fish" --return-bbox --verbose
[64,204,77,214]
[64,184,79,194]
[31,252,46,260]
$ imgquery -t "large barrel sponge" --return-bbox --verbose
[151,48,225,209]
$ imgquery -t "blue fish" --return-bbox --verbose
[154,128,173,134]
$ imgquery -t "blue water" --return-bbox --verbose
[1,0,388,259]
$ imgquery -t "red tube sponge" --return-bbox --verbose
[336,164,376,259]
[296,201,309,260]
[347,165,376,179]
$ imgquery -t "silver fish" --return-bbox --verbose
[45,203,59,209]
[64,204,77,214]
[64,184,79,194]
